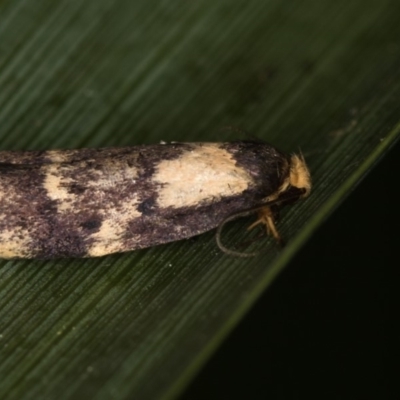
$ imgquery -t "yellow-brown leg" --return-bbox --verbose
[247,206,283,244]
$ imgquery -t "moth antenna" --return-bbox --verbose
[216,208,261,258]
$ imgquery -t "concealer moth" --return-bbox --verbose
[0,141,311,259]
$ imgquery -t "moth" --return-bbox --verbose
[0,141,311,259]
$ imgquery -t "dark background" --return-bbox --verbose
[181,140,399,400]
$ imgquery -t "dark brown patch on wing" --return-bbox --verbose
[0,151,48,165]
[80,218,103,231]
[137,198,157,216]
[222,141,290,198]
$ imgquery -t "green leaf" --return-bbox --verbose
[0,0,399,399]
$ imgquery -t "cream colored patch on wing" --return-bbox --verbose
[0,229,32,258]
[153,144,252,208]
[86,219,125,257]
[42,161,139,211]
[43,150,75,163]
[86,200,142,257]
[43,164,76,211]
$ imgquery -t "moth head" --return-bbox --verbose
[266,153,311,206]
[288,153,311,198]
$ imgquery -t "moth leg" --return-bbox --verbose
[247,206,283,244]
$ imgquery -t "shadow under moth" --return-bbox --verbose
[0,141,311,259]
